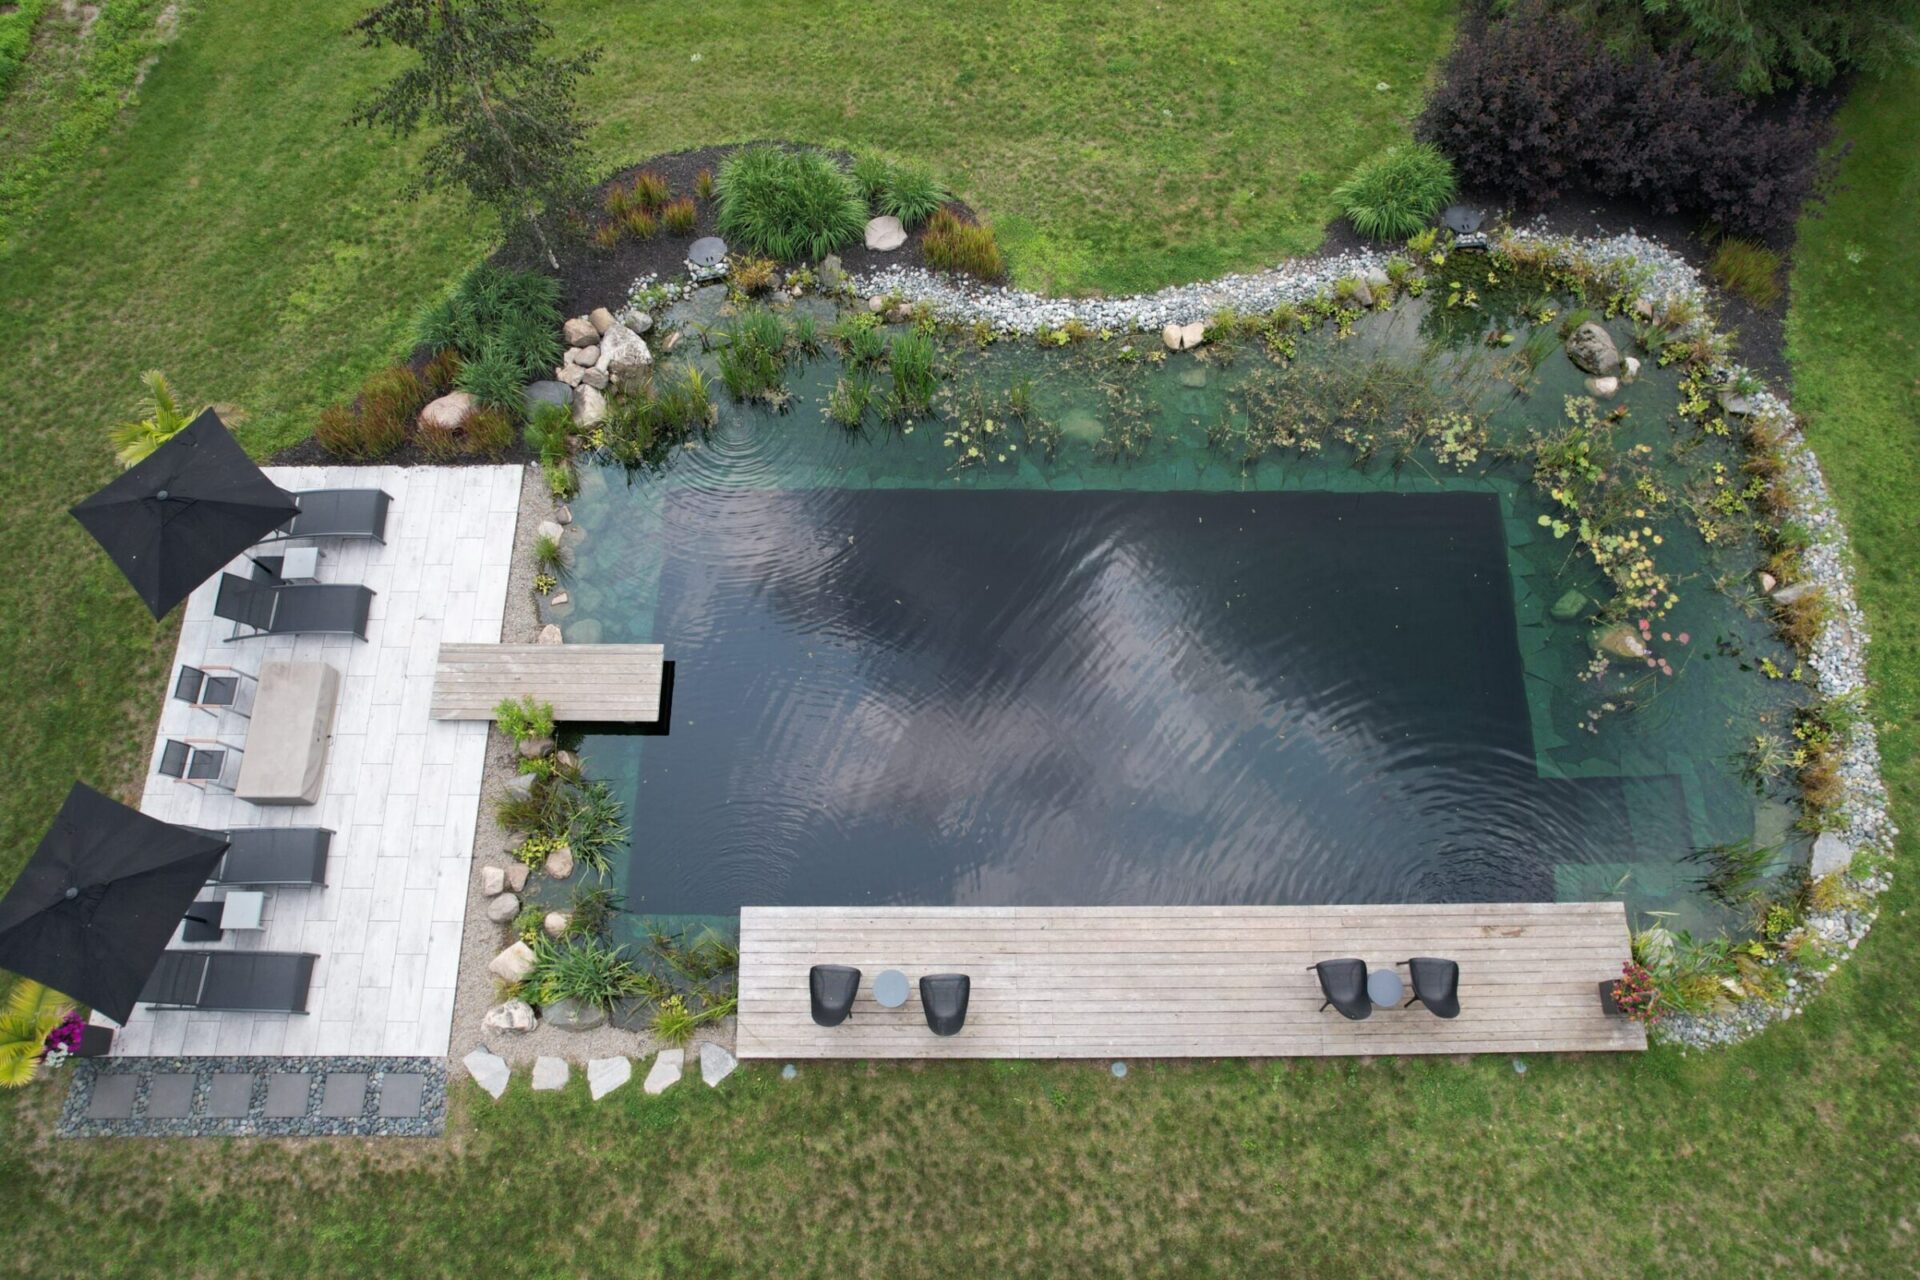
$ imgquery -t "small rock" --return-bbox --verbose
[548,591,570,608]
[482,999,537,1034]
[554,749,580,772]
[555,504,573,526]
[503,771,536,801]
[1772,581,1818,606]
[589,306,616,335]
[687,235,727,268]
[488,941,536,984]
[1621,355,1641,383]
[887,303,914,324]
[563,316,598,346]
[587,1056,631,1100]
[643,1049,684,1095]
[463,1049,510,1100]
[537,623,563,645]
[1565,321,1622,376]
[1719,390,1758,415]
[556,363,585,388]
[580,366,610,390]
[543,911,571,938]
[620,309,653,335]
[1584,375,1620,398]
[1632,298,1655,321]
[536,519,564,544]
[573,383,607,427]
[1161,321,1205,351]
[516,735,553,759]
[1810,832,1852,878]
[1362,267,1390,289]
[479,865,507,896]
[531,1056,568,1091]
[663,332,682,353]
[869,295,886,313]
[486,892,521,924]
[820,254,848,291]
[545,996,606,1032]
[865,215,908,251]
[418,390,474,434]
[505,863,530,893]
[566,344,600,368]
[1178,368,1208,389]
[544,843,575,880]
[1758,571,1778,594]
[523,381,572,417]
[699,1042,737,1087]
[1348,279,1374,308]
[1549,589,1588,622]
[1594,622,1649,660]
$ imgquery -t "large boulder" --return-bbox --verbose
[1810,831,1852,878]
[505,863,530,893]
[544,842,575,880]
[544,996,606,1032]
[479,865,506,896]
[595,323,652,388]
[542,910,570,938]
[419,390,475,434]
[589,306,616,335]
[563,316,598,347]
[1565,322,1622,376]
[1161,321,1205,352]
[523,381,572,418]
[865,215,907,251]
[488,940,536,983]
[486,892,520,924]
[556,363,585,388]
[482,999,537,1034]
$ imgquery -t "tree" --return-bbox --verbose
[349,0,599,269]
[1572,0,1919,94]
[0,979,72,1088]
[108,370,191,468]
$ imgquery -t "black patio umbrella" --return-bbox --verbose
[70,407,298,619]
[0,783,229,1024]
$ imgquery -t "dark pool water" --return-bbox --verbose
[613,486,1649,914]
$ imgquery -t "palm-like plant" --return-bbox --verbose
[109,370,193,468]
[0,979,74,1088]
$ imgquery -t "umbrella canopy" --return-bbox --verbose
[0,783,229,1024]
[70,408,298,619]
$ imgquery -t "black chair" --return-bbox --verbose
[207,827,333,887]
[74,1025,114,1057]
[258,488,393,544]
[179,898,225,943]
[1308,958,1372,1021]
[809,965,861,1027]
[1402,957,1461,1019]
[214,571,374,640]
[919,973,970,1037]
[157,738,242,792]
[173,664,254,719]
[139,951,318,1013]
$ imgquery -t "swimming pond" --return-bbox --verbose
[561,288,1807,940]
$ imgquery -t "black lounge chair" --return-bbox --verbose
[809,964,861,1027]
[214,571,373,639]
[1403,956,1461,1019]
[206,827,333,887]
[919,973,970,1037]
[1309,958,1372,1021]
[139,950,318,1013]
[259,488,392,544]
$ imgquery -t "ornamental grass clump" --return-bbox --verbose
[526,935,644,1009]
[415,263,562,381]
[922,208,1003,279]
[1708,237,1784,308]
[715,145,866,261]
[1331,143,1456,241]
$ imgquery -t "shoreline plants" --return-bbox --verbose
[715,145,867,261]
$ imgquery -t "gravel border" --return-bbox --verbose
[447,463,735,1070]
[58,1056,445,1138]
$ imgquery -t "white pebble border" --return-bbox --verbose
[629,228,1895,1051]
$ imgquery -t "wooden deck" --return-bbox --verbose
[736,903,1645,1059]
[430,643,665,721]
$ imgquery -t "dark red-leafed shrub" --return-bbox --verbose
[1420,4,1837,238]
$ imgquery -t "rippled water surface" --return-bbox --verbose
[567,294,1803,933]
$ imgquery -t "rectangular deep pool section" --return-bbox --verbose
[590,487,1638,917]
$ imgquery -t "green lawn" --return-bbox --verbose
[2,2,1919,1273]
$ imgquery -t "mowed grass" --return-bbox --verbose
[2,8,1919,1278]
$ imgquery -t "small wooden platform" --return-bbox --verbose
[736,902,1645,1060]
[430,643,665,721]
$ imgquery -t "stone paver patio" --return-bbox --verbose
[96,465,520,1059]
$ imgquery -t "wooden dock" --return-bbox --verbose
[430,643,665,721]
[736,902,1645,1059]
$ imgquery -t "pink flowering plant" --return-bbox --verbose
[1611,961,1662,1024]
[41,1012,87,1070]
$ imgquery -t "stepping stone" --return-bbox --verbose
[262,1073,312,1118]
[205,1073,256,1118]
[85,1073,138,1120]
[531,1056,569,1091]
[378,1073,427,1118]
[319,1072,369,1119]
[643,1049,683,1095]
[463,1049,510,1101]
[688,236,727,268]
[587,1056,631,1101]
[146,1072,197,1119]
[699,1042,737,1088]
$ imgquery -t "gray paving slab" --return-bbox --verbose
[206,1073,257,1118]
[377,1072,426,1118]
[262,1072,313,1118]
[145,1072,197,1119]
[318,1072,369,1118]
[85,1073,137,1119]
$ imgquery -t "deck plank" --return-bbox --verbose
[430,643,665,721]
[736,903,1646,1060]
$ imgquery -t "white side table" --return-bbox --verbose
[279,546,321,584]
[220,890,267,931]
